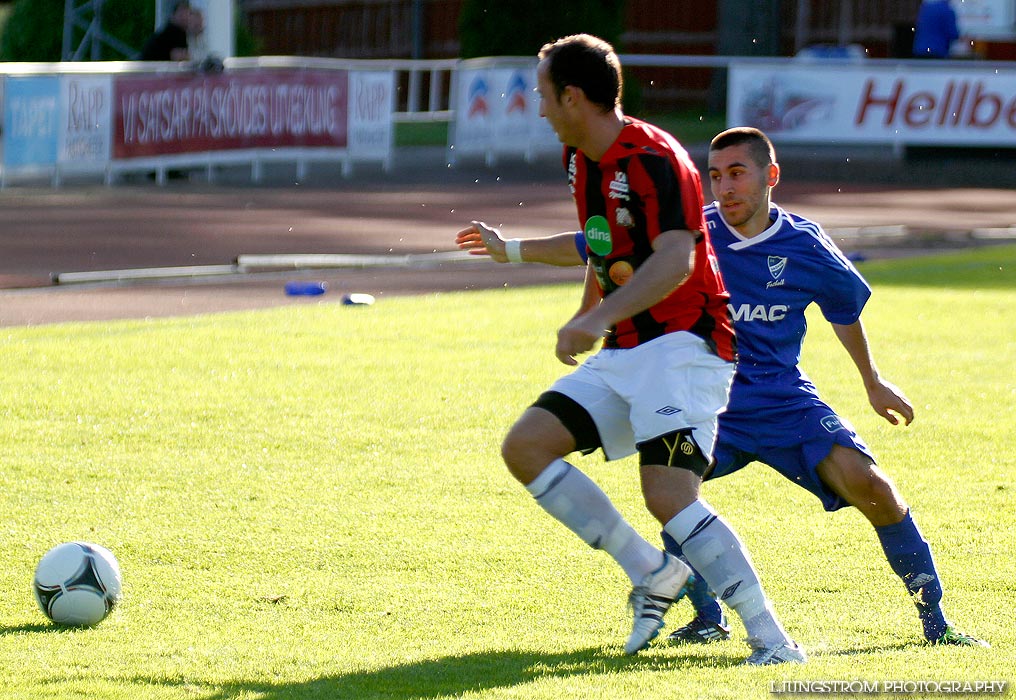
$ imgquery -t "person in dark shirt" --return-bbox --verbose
[139,0,203,61]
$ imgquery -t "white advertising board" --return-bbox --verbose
[956,0,1015,38]
[348,70,395,161]
[59,74,112,170]
[728,61,1016,146]
[452,59,559,163]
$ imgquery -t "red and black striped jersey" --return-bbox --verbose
[565,118,736,361]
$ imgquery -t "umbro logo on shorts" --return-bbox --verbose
[655,406,682,416]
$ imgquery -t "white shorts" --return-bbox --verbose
[546,332,734,461]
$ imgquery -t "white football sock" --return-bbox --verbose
[526,459,660,583]
[664,499,792,648]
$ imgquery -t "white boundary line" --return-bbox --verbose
[235,251,470,270]
[54,264,240,285]
[52,251,477,286]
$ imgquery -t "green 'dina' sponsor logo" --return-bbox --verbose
[585,215,612,256]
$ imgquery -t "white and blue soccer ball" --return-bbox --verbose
[33,542,123,626]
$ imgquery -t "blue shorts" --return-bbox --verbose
[709,379,875,512]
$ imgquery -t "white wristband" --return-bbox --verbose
[505,238,524,264]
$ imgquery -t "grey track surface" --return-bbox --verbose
[2,145,1014,327]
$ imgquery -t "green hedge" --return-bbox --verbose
[458,0,625,59]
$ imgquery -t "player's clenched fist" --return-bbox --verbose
[555,316,606,366]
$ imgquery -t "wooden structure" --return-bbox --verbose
[240,0,1016,107]
[241,0,926,60]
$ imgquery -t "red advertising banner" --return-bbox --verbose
[114,69,348,158]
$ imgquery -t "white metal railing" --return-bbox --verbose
[224,56,457,123]
[392,58,457,123]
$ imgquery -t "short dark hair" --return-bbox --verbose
[538,34,622,113]
[709,127,776,168]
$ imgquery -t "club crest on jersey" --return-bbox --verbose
[615,207,634,228]
[568,152,577,195]
[585,215,613,256]
[767,255,787,288]
[608,171,629,200]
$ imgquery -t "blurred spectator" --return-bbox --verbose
[912,0,960,58]
[891,22,914,58]
[139,0,205,61]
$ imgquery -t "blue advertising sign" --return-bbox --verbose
[3,76,60,168]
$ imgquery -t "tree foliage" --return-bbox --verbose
[458,0,625,59]
[0,0,68,61]
[0,0,256,62]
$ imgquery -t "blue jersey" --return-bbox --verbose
[575,204,876,509]
[705,202,870,387]
[706,202,875,509]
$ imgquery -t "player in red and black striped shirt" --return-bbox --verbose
[564,120,734,358]
[458,34,804,664]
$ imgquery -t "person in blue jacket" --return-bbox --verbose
[913,0,961,58]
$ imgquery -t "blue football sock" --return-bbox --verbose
[661,529,724,623]
[875,510,947,640]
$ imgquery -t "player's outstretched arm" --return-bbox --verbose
[455,221,509,262]
[831,320,915,426]
[455,222,585,266]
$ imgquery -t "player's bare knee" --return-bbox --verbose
[500,429,542,483]
[499,430,540,479]
[501,412,573,485]
[823,452,908,524]
[856,466,908,521]
[842,461,895,501]
[642,491,688,525]
[865,468,901,502]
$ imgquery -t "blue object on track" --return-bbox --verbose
[285,281,328,296]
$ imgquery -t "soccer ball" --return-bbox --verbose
[33,542,123,626]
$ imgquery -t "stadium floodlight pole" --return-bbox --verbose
[203,0,237,59]
[172,0,237,60]
[63,0,140,60]
[63,0,106,60]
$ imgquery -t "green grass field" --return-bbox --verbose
[1,246,1013,699]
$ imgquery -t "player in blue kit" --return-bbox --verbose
[455,126,987,648]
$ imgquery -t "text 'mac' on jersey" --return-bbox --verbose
[565,118,735,361]
[704,202,872,386]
